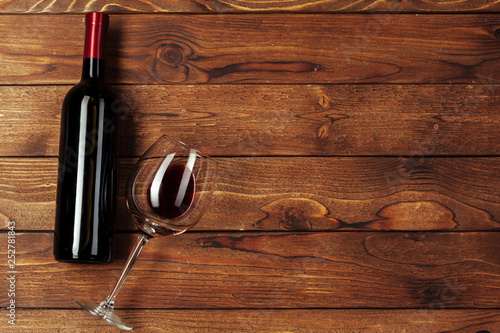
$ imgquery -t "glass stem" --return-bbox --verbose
[100,233,151,311]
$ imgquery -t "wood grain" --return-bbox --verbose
[1,309,499,332]
[1,84,499,157]
[2,0,500,13]
[0,157,499,231]
[1,232,499,309]
[1,15,500,84]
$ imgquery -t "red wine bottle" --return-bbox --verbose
[54,12,118,263]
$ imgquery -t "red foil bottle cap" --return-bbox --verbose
[84,12,109,59]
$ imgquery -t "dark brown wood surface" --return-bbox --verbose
[2,15,500,85]
[2,309,499,332]
[3,0,500,13]
[1,84,499,157]
[0,2,499,332]
[1,157,499,231]
[3,232,500,309]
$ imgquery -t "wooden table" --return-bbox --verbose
[1,1,499,331]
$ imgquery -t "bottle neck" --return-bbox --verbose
[82,58,105,81]
[81,13,108,81]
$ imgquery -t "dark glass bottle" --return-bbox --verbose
[54,12,118,263]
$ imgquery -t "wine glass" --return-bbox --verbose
[75,135,218,330]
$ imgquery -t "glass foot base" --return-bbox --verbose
[75,299,132,331]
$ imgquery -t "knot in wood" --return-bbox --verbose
[159,44,183,66]
[280,206,312,231]
[495,28,500,40]
[419,284,442,304]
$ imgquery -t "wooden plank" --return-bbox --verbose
[1,84,499,157]
[1,14,500,85]
[1,309,499,332]
[0,157,499,232]
[1,232,499,308]
[2,0,500,13]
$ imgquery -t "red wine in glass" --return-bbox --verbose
[147,164,195,220]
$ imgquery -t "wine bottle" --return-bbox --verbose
[54,12,118,263]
